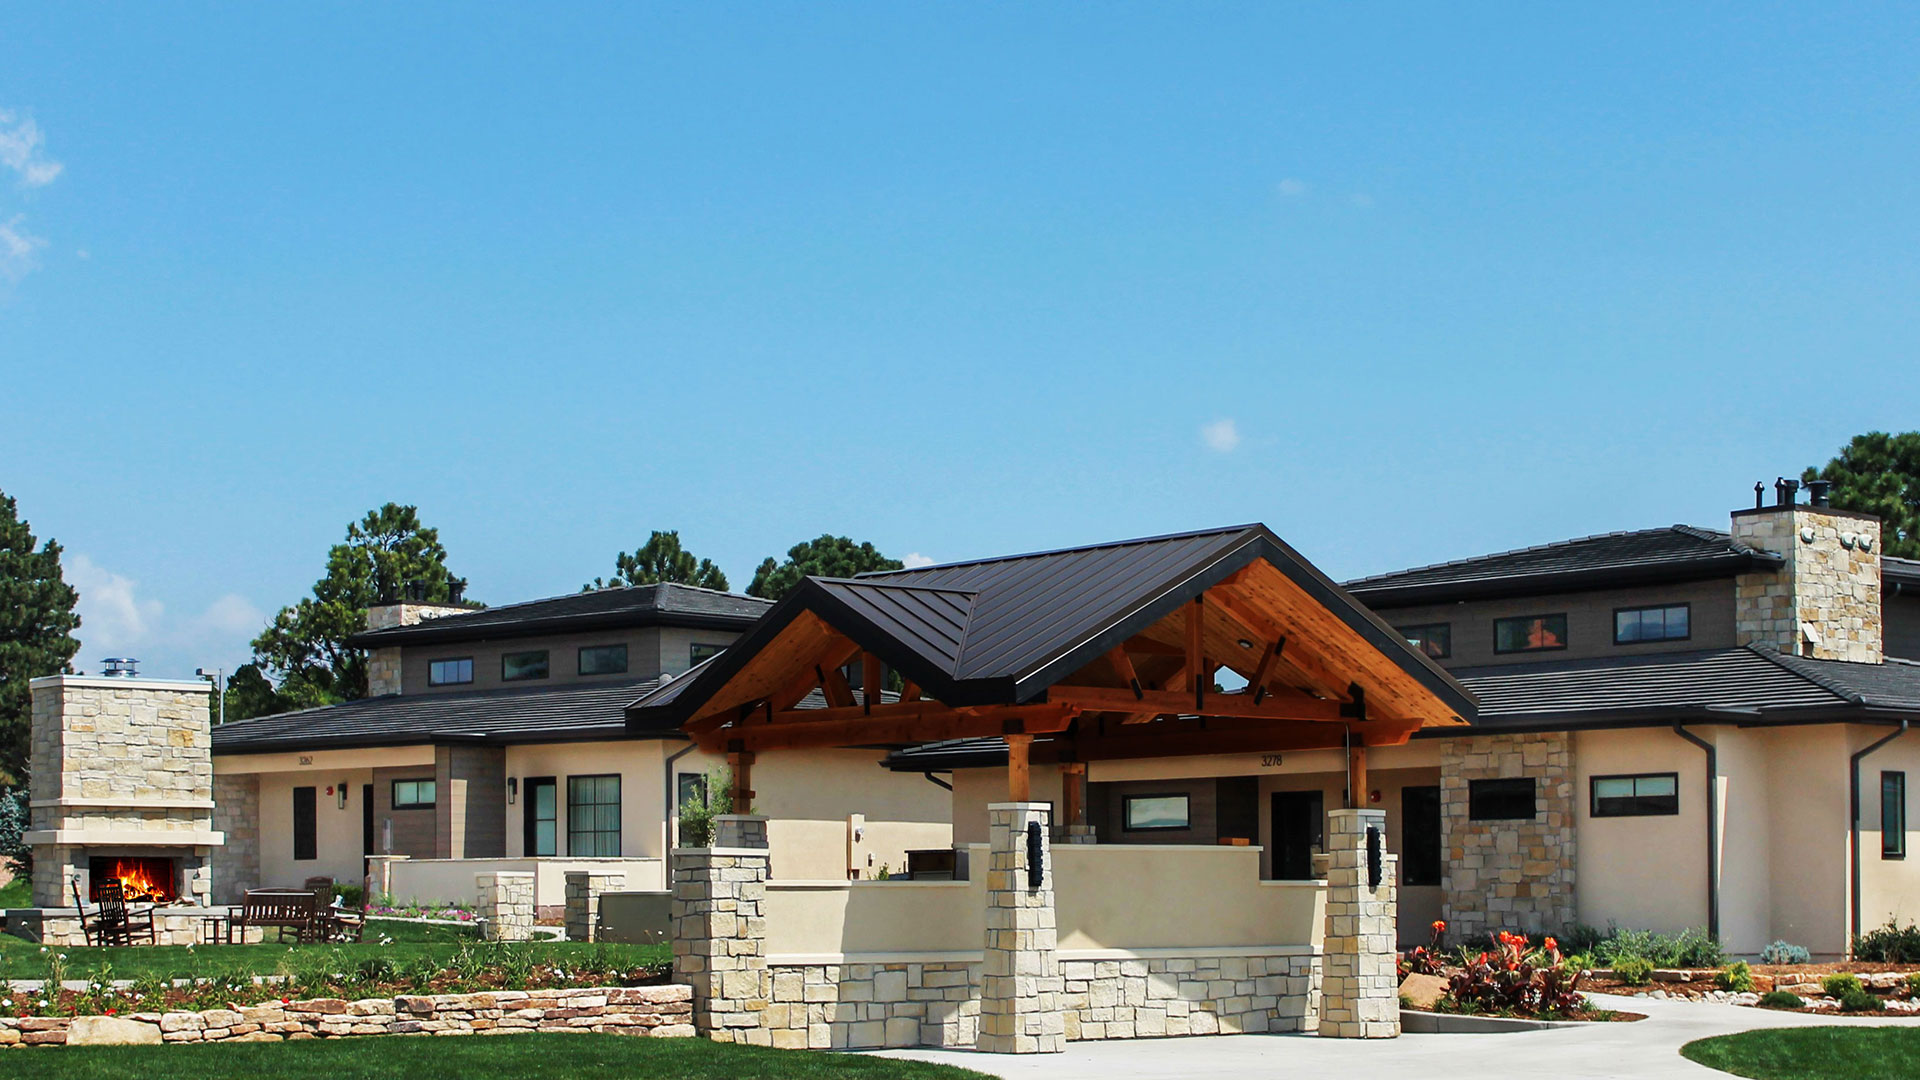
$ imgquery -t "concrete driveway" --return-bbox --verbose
[873,994,1916,1079]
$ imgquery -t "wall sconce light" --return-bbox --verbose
[507,777,518,804]
[338,784,349,810]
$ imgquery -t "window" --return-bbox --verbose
[1398,624,1451,660]
[690,643,726,667]
[1615,604,1691,644]
[428,658,473,686]
[568,774,622,856]
[578,644,628,676]
[524,777,557,857]
[1591,773,1679,817]
[1494,614,1568,654]
[676,772,709,846]
[1122,794,1190,832]
[293,786,317,861]
[1402,785,1442,887]
[1885,771,1908,860]
[1468,777,1537,821]
[502,650,550,681]
[391,778,436,810]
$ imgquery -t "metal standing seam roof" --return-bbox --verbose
[1342,525,1782,607]
[347,583,773,647]
[628,524,1477,725]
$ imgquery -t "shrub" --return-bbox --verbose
[1852,919,1920,963]
[1821,973,1863,999]
[676,766,750,847]
[1554,923,1611,957]
[1442,931,1585,1016]
[1715,961,1755,993]
[331,883,365,907]
[1839,989,1883,1013]
[0,787,29,878]
[1614,957,1656,986]
[1759,940,1812,965]
[1906,973,1920,997]
[1757,990,1803,1009]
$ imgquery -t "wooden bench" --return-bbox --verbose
[238,889,324,942]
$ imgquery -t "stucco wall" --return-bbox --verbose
[1855,726,1920,939]
[257,768,374,889]
[1572,728,1711,938]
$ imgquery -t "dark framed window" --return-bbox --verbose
[1615,604,1691,645]
[1494,614,1568,654]
[676,772,709,846]
[1468,777,1536,821]
[292,786,317,861]
[1402,785,1442,887]
[502,650,550,681]
[524,777,557,857]
[428,657,473,686]
[1591,773,1679,817]
[578,644,628,676]
[1885,771,1908,860]
[568,774,622,856]
[1122,793,1190,832]
[1398,624,1451,660]
[391,778,436,810]
[690,643,726,667]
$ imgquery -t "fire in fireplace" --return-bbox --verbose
[89,856,179,903]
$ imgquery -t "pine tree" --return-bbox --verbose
[0,490,82,784]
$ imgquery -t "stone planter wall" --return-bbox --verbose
[0,985,694,1048]
[4,908,266,948]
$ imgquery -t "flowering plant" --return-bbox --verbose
[1400,920,1448,977]
[1443,931,1585,1016]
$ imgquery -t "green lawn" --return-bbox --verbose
[0,1032,992,1079]
[0,918,670,980]
[0,877,28,908]
[1682,1028,1920,1080]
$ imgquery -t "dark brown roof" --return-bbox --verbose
[628,525,1477,725]
[348,583,772,648]
[1343,525,1782,608]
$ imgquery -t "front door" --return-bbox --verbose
[524,777,557,856]
[362,784,375,870]
[1269,790,1324,880]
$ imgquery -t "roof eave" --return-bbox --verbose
[350,608,763,649]
[1350,552,1778,610]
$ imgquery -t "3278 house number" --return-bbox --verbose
[1260,754,1284,767]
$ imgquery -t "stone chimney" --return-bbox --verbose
[1732,483,1883,663]
[364,600,470,696]
[26,675,222,910]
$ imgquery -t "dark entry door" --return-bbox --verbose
[362,784,375,857]
[524,777,558,856]
[1269,790,1324,880]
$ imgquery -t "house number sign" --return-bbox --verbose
[1259,754,1284,767]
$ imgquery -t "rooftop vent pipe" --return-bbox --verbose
[1808,479,1832,508]
[100,658,139,678]
[1774,477,1799,507]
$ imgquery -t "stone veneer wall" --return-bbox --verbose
[1440,732,1575,942]
[1733,507,1883,663]
[756,952,1319,1051]
[478,871,535,941]
[0,986,693,1048]
[362,602,472,697]
[5,908,264,947]
[211,774,260,905]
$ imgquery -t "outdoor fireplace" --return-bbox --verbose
[88,856,180,904]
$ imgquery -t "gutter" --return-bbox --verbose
[1850,720,1910,947]
[1672,724,1719,941]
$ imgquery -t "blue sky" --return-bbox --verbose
[3,4,1918,680]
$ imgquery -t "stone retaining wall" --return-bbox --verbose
[0,985,693,1048]
[4,908,266,948]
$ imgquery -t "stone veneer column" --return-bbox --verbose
[1733,505,1883,663]
[1318,808,1399,1039]
[978,802,1065,1054]
[211,774,260,905]
[565,870,629,942]
[671,815,770,1044]
[478,871,536,941]
[1440,733,1575,941]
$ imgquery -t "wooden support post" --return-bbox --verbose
[1061,761,1087,827]
[1346,744,1367,810]
[728,748,757,812]
[1186,597,1205,712]
[862,653,883,715]
[1006,734,1033,803]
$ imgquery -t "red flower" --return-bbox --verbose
[1431,920,1447,933]
[1544,937,1559,952]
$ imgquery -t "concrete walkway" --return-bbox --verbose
[874,994,1917,1079]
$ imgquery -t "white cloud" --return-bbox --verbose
[1348,192,1375,209]
[0,216,43,282]
[0,110,62,188]
[1200,418,1242,453]
[1276,178,1309,198]
[68,553,262,674]
[901,552,936,569]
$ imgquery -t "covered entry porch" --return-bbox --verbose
[627,525,1476,1052]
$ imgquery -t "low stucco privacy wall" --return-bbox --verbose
[385,857,664,910]
[753,842,1326,1050]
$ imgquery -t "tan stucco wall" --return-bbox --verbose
[1572,727,1711,939]
[385,856,665,906]
[753,748,953,880]
[505,740,671,859]
[1855,727,1920,938]
[766,865,989,959]
[1052,844,1324,952]
[256,768,374,890]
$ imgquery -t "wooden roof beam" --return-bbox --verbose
[1047,685,1345,722]
[697,704,1078,753]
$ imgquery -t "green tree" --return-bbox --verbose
[250,504,466,707]
[583,530,729,592]
[219,662,290,723]
[0,490,82,784]
[747,535,904,601]
[1804,431,1920,559]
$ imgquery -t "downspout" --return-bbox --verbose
[1850,720,1909,946]
[663,741,699,852]
[1672,725,1719,941]
[922,772,953,792]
